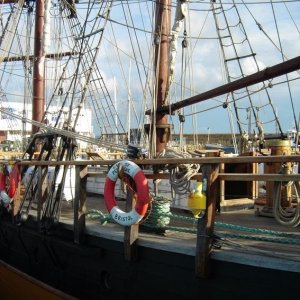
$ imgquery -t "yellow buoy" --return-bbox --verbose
[187,182,206,217]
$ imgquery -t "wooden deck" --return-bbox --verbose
[58,194,300,274]
[3,154,300,281]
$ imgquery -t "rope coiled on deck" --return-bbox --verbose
[143,194,171,228]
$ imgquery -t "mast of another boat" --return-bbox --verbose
[150,0,172,157]
[32,0,45,135]
[127,60,132,144]
[114,77,118,144]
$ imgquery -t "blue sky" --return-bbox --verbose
[97,0,300,136]
[0,0,299,139]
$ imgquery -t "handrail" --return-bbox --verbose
[3,154,300,167]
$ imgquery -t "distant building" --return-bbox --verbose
[0,101,93,149]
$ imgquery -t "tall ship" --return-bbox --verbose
[0,0,300,298]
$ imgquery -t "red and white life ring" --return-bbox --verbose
[0,163,20,207]
[104,160,150,226]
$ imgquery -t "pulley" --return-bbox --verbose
[179,114,185,123]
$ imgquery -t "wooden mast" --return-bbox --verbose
[32,0,45,134]
[151,0,172,156]
[152,55,300,115]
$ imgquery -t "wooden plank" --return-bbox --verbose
[195,163,219,278]
[0,0,21,4]
[87,172,300,182]
[124,223,139,261]
[0,259,75,299]
[87,171,107,178]
[123,174,139,261]
[11,164,21,220]
[219,152,225,205]
[219,173,300,181]
[12,154,300,167]
[37,166,42,231]
[74,166,87,244]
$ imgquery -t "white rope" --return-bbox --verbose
[273,181,300,227]
[273,166,300,227]
[161,147,200,195]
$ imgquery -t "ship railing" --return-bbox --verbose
[3,154,300,278]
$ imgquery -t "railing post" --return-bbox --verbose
[219,152,225,209]
[124,178,139,261]
[74,165,87,244]
[37,166,42,230]
[195,163,219,278]
[11,163,21,222]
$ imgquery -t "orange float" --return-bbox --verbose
[104,160,150,226]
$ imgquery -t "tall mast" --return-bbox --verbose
[32,0,45,134]
[152,0,172,156]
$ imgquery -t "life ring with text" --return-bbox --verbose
[0,163,20,206]
[104,160,150,226]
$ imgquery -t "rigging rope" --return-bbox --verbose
[270,0,297,131]
[86,208,300,246]
[159,147,200,195]
[43,1,127,138]
[0,106,128,152]
[212,0,284,139]
[272,165,300,227]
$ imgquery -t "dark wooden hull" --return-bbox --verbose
[1,216,300,300]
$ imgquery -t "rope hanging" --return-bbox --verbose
[160,148,200,195]
[270,163,300,227]
[273,181,300,227]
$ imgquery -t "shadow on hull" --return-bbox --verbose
[0,217,299,300]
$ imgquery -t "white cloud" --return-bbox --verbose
[1,1,299,138]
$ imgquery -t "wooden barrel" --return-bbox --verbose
[264,139,292,207]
